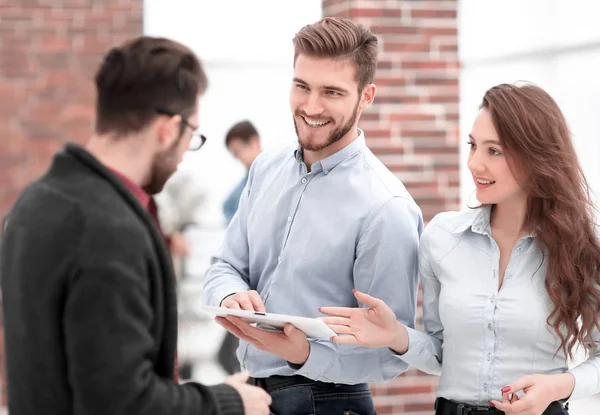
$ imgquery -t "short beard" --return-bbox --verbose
[294,99,360,152]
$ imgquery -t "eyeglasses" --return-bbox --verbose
[155,108,207,151]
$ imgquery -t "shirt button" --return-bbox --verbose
[490,296,496,303]
[483,383,488,392]
[287,216,292,222]
[324,170,329,174]
[506,273,512,279]
[301,178,307,184]
[487,353,492,361]
[277,256,281,263]
[488,323,493,331]
[517,247,522,252]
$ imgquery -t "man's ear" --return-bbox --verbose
[359,83,377,111]
[156,114,181,150]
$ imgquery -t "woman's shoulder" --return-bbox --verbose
[425,208,482,235]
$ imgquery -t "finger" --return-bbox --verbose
[502,392,510,404]
[353,289,385,309]
[248,291,266,312]
[225,371,250,384]
[261,389,272,405]
[329,334,359,345]
[222,299,241,310]
[326,324,354,335]
[283,324,306,340]
[489,400,510,412]
[503,375,534,395]
[227,316,271,341]
[318,316,351,327]
[236,295,255,311]
[510,393,519,403]
[217,317,254,342]
[318,306,355,317]
[506,398,527,413]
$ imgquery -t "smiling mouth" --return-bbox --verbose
[302,116,331,128]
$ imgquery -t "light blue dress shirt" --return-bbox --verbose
[397,206,600,404]
[204,131,423,384]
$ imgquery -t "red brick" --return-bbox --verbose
[349,8,401,18]
[402,129,446,138]
[412,9,457,19]
[402,60,449,70]
[384,41,430,53]
[389,113,437,122]
[424,27,459,36]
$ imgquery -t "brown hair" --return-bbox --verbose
[292,17,378,92]
[481,83,600,359]
[94,36,207,136]
[225,120,259,148]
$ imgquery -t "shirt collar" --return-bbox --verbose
[294,128,366,174]
[109,168,152,211]
[452,204,535,238]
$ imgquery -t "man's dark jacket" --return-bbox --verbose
[0,143,243,415]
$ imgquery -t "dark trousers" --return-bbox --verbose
[249,375,376,415]
[435,397,569,415]
[217,332,240,374]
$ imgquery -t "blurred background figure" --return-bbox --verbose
[223,120,262,225]
[217,120,262,375]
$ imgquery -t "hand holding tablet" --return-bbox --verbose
[203,306,337,341]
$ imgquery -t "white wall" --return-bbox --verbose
[144,0,322,226]
[459,0,600,209]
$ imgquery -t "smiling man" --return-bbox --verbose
[203,17,423,414]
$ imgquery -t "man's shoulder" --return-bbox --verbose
[356,149,415,202]
[251,143,297,171]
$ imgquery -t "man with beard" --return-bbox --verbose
[203,17,423,414]
[0,36,271,415]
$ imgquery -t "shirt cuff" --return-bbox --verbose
[208,284,250,307]
[289,342,333,379]
[208,383,245,415]
[567,364,594,400]
[390,326,429,366]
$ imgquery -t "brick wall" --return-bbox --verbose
[0,0,143,405]
[0,0,143,221]
[322,1,460,414]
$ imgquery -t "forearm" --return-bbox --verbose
[292,341,408,384]
[203,259,252,306]
[567,353,600,400]
[70,375,242,415]
[550,373,576,402]
[391,325,443,376]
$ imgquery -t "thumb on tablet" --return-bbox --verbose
[283,323,302,338]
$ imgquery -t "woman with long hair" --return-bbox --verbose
[320,83,600,415]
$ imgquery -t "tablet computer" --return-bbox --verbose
[203,306,337,341]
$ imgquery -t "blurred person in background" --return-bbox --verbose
[155,164,210,380]
[0,36,270,415]
[320,83,600,415]
[222,120,262,225]
[217,120,263,376]
[155,163,209,271]
[203,17,422,415]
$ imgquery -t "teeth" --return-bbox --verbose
[303,116,329,127]
[477,178,495,184]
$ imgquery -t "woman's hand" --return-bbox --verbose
[490,373,574,415]
[319,289,409,353]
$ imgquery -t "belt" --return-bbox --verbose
[435,397,567,415]
[247,374,316,393]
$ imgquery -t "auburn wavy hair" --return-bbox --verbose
[481,83,600,359]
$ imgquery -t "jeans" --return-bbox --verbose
[268,382,375,415]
